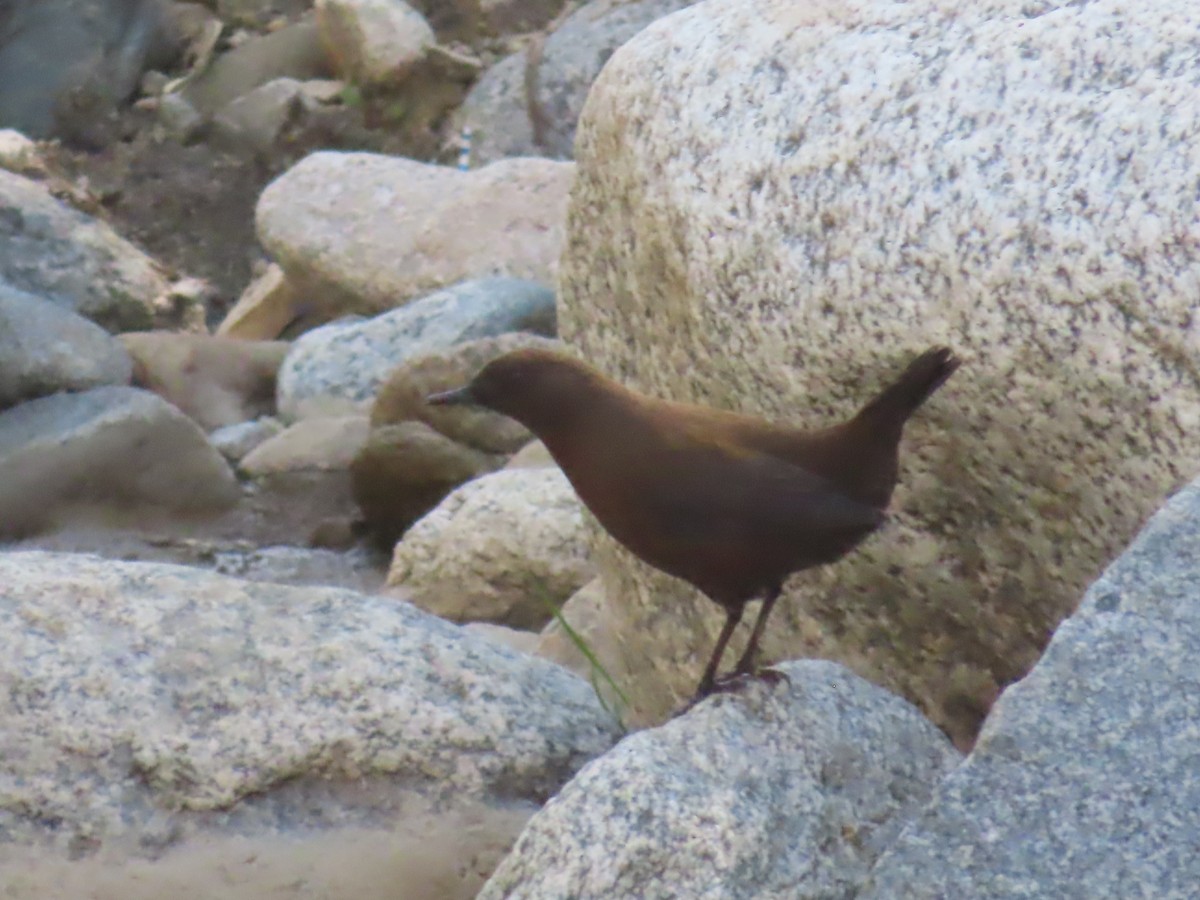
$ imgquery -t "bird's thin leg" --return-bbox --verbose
[731,583,783,676]
[693,606,743,700]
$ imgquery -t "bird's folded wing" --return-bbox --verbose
[638,442,883,544]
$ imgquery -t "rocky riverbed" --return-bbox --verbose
[3,0,1200,897]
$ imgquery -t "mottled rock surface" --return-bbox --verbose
[480,660,959,898]
[0,553,620,854]
[559,0,1200,743]
[0,281,132,410]
[277,278,556,419]
[389,467,592,629]
[0,169,168,332]
[257,152,573,316]
[861,477,1200,898]
[0,387,239,538]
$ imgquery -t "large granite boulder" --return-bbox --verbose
[861,475,1200,897]
[0,553,621,857]
[480,659,959,898]
[557,0,1200,744]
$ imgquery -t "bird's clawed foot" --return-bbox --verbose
[712,665,790,694]
[675,666,790,715]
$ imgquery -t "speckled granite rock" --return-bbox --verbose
[389,467,592,630]
[277,278,556,419]
[257,152,573,317]
[0,387,239,538]
[559,0,1200,745]
[372,332,564,454]
[0,553,620,855]
[458,0,694,164]
[480,660,959,898]
[860,477,1200,898]
[0,169,167,332]
[0,281,132,410]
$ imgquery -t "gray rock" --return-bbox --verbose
[0,386,240,538]
[0,552,620,855]
[209,417,286,461]
[480,660,959,898]
[0,169,167,332]
[0,281,133,410]
[860,477,1200,899]
[459,0,694,164]
[277,278,556,419]
[0,0,168,142]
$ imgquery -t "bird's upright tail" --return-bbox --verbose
[855,346,961,430]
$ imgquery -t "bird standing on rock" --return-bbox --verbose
[428,346,960,702]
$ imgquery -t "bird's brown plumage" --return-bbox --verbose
[429,346,960,700]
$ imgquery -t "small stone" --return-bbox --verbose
[0,281,133,411]
[240,415,371,476]
[316,0,435,87]
[209,417,286,462]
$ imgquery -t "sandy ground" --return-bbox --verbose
[1,805,531,900]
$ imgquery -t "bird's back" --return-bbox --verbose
[538,390,884,606]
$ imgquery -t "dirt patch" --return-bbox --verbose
[45,110,271,308]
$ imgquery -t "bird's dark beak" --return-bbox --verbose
[427,385,476,407]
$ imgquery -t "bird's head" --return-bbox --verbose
[427,348,606,433]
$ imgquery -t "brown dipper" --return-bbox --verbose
[429,346,960,701]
